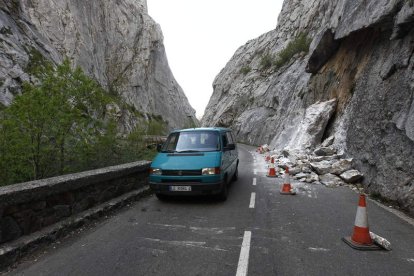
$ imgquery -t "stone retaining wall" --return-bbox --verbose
[0,161,151,245]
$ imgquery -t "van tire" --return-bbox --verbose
[232,165,238,181]
[218,181,228,201]
[155,193,167,201]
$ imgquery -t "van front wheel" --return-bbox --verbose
[232,166,238,181]
[218,182,228,201]
[155,193,168,201]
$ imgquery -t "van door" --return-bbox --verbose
[221,132,231,182]
[225,131,237,175]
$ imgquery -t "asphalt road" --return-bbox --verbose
[6,144,414,275]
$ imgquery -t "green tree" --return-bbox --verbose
[0,58,112,185]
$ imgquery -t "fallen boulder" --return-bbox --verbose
[310,160,333,175]
[314,146,336,156]
[340,170,363,183]
[331,159,353,175]
[320,173,345,187]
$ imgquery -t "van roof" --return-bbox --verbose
[173,127,231,133]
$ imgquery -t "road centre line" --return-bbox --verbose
[249,193,256,209]
[236,231,252,276]
[252,178,256,186]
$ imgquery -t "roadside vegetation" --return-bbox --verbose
[0,57,163,186]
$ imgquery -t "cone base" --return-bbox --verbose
[280,183,294,195]
[342,237,381,251]
[266,175,277,177]
[280,191,295,195]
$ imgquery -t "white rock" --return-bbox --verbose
[331,159,353,175]
[321,135,335,147]
[310,160,333,175]
[314,147,337,156]
[320,173,345,187]
[340,170,363,183]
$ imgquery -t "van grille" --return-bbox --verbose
[161,179,201,183]
[162,170,201,176]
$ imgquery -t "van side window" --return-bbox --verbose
[222,134,228,148]
[226,132,234,145]
[164,133,179,151]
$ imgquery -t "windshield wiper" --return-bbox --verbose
[176,150,200,153]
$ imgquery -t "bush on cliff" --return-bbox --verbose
[274,32,312,69]
[260,54,273,70]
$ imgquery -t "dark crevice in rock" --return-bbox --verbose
[306,29,340,74]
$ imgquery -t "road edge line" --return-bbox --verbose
[368,198,414,227]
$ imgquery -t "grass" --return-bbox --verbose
[274,32,312,69]
[239,66,251,75]
[260,54,273,70]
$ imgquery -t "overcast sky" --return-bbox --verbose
[147,0,284,119]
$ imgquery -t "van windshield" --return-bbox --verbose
[161,131,220,152]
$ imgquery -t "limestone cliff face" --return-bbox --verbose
[0,0,195,130]
[202,0,414,214]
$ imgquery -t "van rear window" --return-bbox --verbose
[162,131,220,153]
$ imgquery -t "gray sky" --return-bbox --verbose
[147,0,284,119]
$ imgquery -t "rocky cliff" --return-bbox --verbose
[0,0,195,130]
[202,0,414,215]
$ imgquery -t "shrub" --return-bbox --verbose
[260,54,273,70]
[274,32,312,69]
[240,66,251,75]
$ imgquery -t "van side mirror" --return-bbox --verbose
[224,144,236,151]
[156,143,163,152]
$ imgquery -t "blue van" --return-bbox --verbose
[149,127,239,200]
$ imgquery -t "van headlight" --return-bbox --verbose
[150,168,162,175]
[202,167,221,175]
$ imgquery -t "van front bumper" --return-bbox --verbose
[149,181,223,195]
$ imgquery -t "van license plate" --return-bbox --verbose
[170,186,191,192]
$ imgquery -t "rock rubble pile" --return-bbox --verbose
[261,136,364,189]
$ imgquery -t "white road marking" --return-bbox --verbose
[252,178,257,186]
[143,238,227,251]
[308,247,330,252]
[189,226,235,235]
[253,169,257,175]
[236,231,252,276]
[249,193,256,209]
[147,223,186,229]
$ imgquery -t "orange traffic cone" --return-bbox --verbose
[280,167,294,195]
[265,154,270,162]
[266,157,277,177]
[342,194,381,250]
